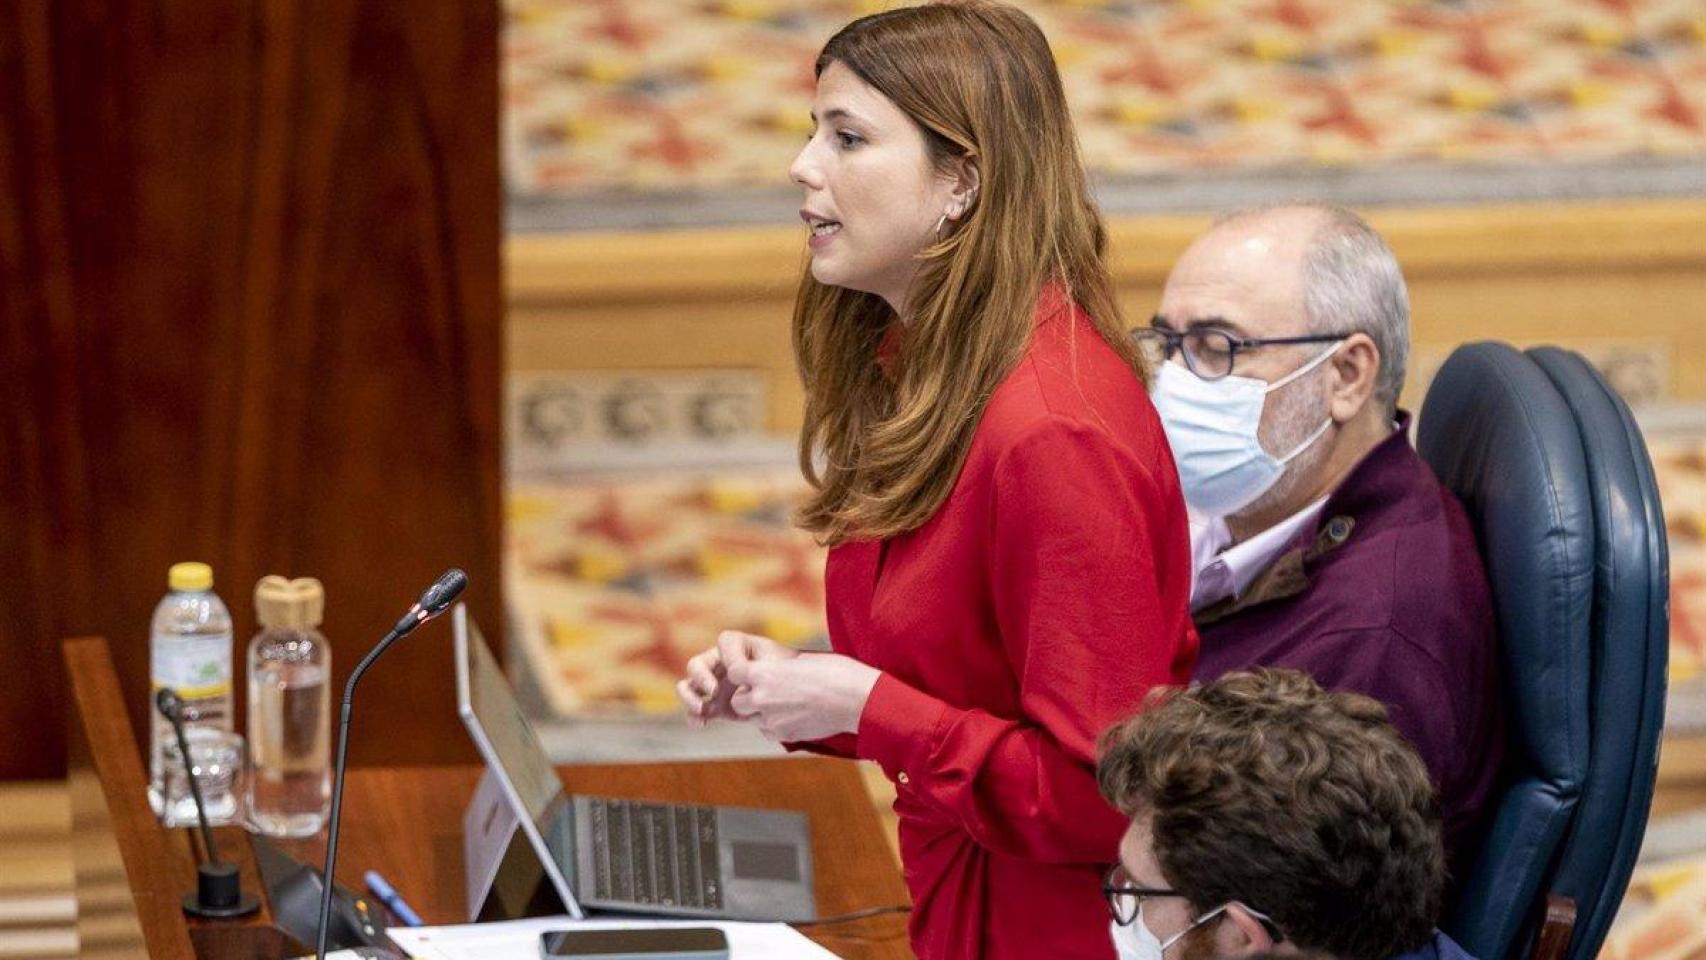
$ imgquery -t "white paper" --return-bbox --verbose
[386,914,842,960]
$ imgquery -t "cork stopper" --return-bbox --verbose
[254,576,325,629]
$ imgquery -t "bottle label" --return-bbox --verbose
[151,632,234,699]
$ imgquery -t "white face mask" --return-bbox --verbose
[1150,344,1340,518]
[1109,904,1229,960]
[1109,915,1159,960]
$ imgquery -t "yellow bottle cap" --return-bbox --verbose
[255,576,325,629]
[168,562,214,592]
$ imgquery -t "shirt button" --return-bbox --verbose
[1325,516,1354,544]
[897,771,910,785]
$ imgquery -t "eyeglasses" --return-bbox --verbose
[1103,864,1288,943]
[1103,864,1187,927]
[1132,325,1348,381]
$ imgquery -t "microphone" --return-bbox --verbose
[390,568,469,636]
[315,569,467,960]
[154,689,260,919]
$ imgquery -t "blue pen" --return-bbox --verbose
[363,870,424,927]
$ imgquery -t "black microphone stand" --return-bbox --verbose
[314,623,404,959]
[155,689,259,919]
[315,569,466,960]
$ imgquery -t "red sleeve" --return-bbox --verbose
[782,558,862,760]
[783,733,858,759]
[856,417,1184,863]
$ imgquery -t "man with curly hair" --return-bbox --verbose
[1095,669,1475,960]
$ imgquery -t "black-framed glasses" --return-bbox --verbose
[1103,865,1289,943]
[1103,863,1187,927]
[1132,326,1348,381]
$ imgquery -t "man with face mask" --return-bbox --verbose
[1096,670,1475,960]
[1139,205,1502,860]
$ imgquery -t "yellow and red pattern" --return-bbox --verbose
[506,469,829,716]
[504,0,1706,195]
[505,430,1706,719]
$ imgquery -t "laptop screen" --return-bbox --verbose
[459,611,564,825]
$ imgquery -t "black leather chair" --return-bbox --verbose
[1524,346,1669,960]
[1418,342,1595,960]
[1417,343,1668,960]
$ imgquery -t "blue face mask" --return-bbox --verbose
[1149,344,1340,518]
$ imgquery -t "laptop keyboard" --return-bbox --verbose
[587,798,723,910]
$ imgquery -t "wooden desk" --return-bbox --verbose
[66,637,913,959]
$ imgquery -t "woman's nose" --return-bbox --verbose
[789,142,821,189]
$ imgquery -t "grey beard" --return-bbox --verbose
[1231,376,1334,528]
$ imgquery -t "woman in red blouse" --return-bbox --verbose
[676,4,1197,958]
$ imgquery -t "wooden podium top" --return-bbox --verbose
[65,636,913,960]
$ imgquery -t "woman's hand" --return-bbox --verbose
[727,652,882,743]
[676,630,799,727]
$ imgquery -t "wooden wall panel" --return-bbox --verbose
[0,0,501,779]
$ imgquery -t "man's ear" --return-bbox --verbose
[1215,903,1284,957]
[941,154,980,220]
[1328,331,1380,424]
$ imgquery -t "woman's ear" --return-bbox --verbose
[942,154,980,220]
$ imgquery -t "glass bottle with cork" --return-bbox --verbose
[247,576,332,837]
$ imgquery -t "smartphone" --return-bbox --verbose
[538,927,731,960]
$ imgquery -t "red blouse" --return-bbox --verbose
[803,288,1197,960]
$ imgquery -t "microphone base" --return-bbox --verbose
[182,862,262,919]
[182,891,261,919]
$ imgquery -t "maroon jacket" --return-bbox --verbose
[1192,415,1504,857]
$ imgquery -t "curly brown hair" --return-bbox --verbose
[1096,670,1444,960]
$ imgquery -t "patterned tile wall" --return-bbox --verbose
[505,428,1706,720]
[505,0,1706,199]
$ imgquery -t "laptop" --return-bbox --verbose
[452,605,818,922]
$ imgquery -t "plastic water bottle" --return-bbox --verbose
[148,562,235,818]
[246,576,331,837]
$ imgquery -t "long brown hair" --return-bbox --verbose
[794,1,1146,546]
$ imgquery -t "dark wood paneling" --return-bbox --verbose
[2,0,500,778]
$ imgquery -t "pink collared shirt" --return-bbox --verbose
[1189,498,1328,612]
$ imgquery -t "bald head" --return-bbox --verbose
[1162,204,1410,413]
[1154,205,1409,536]
[1163,206,1327,337]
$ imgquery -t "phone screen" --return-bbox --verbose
[539,927,731,958]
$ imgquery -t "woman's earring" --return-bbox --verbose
[935,213,948,237]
